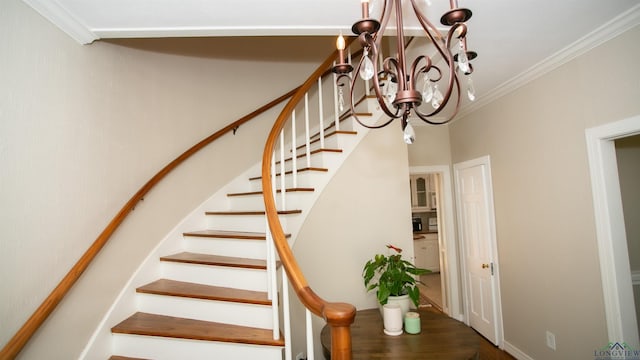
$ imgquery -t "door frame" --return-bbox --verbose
[453,155,504,347]
[585,115,640,347]
[410,165,462,321]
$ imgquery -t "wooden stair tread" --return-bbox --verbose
[205,210,302,215]
[160,252,267,270]
[111,312,284,347]
[249,167,328,181]
[227,188,314,197]
[182,229,290,240]
[109,356,149,360]
[137,279,270,305]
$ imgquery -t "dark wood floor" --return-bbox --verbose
[477,331,516,360]
[419,285,515,360]
[420,305,516,360]
[322,305,516,360]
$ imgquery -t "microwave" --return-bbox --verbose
[412,218,422,232]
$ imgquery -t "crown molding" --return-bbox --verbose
[22,0,97,44]
[458,4,640,120]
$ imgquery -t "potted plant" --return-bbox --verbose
[362,244,430,313]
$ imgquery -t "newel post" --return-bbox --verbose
[325,302,356,360]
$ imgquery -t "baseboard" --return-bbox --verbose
[503,341,535,360]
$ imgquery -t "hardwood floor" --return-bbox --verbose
[321,306,517,360]
[477,332,516,360]
[418,275,515,360]
[417,306,515,360]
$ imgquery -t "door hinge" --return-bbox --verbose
[490,262,494,276]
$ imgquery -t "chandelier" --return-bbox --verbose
[332,0,477,144]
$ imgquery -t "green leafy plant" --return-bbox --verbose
[362,244,430,307]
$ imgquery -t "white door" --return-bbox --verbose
[454,156,502,345]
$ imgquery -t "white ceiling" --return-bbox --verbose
[22,0,640,116]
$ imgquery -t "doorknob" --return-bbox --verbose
[482,263,489,269]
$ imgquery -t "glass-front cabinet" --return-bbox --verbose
[410,174,436,211]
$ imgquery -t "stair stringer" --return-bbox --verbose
[79,97,385,359]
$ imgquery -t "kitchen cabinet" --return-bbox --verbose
[414,233,440,272]
[410,174,436,211]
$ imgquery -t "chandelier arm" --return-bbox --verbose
[350,75,396,129]
[413,66,462,124]
[428,65,443,82]
[383,57,400,81]
[410,0,451,61]
[411,55,431,76]
[409,55,429,91]
[393,0,408,93]
[373,0,393,43]
[363,39,402,119]
[446,23,468,48]
[415,22,465,117]
[343,62,396,129]
[380,57,404,119]
[407,0,463,116]
[433,22,469,109]
[409,0,443,37]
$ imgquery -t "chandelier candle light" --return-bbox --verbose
[332,0,477,144]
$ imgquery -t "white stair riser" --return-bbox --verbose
[275,151,342,173]
[206,214,298,233]
[226,195,264,210]
[291,133,340,154]
[206,214,267,233]
[183,237,266,260]
[137,293,273,329]
[248,172,320,192]
[228,192,314,210]
[317,117,358,132]
[295,132,363,157]
[112,334,283,360]
[161,262,268,292]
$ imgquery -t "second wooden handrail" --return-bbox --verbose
[0,87,299,360]
[261,41,357,360]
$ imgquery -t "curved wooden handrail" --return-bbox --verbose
[0,88,299,360]
[261,40,357,360]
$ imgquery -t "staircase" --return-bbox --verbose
[85,97,380,359]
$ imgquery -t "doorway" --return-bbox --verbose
[615,134,640,340]
[586,115,640,348]
[409,165,463,321]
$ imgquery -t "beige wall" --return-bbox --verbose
[449,25,640,359]
[0,0,337,357]
[291,122,413,358]
[407,124,452,166]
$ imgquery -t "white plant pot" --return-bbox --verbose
[382,303,403,336]
[379,294,411,318]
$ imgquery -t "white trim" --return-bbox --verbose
[459,4,640,120]
[409,165,461,321]
[21,0,97,44]
[453,155,505,348]
[92,26,352,39]
[585,115,640,348]
[503,341,535,360]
